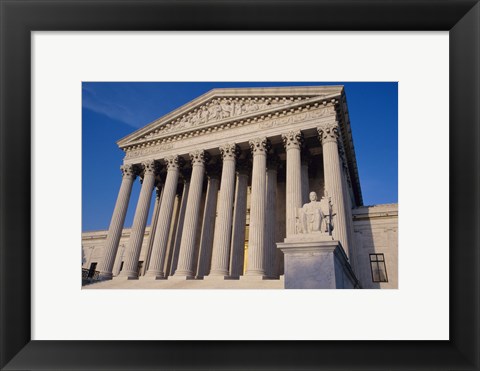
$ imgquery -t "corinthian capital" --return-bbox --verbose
[249,137,271,155]
[219,143,240,161]
[164,155,183,170]
[189,149,210,166]
[142,159,157,176]
[317,121,340,145]
[282,130,304,150]
[120,164,137,179]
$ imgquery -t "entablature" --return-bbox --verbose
[117,86,363,206]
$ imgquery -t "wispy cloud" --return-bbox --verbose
[82,84,143,128]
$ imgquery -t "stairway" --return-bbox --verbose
[84,276,284,289]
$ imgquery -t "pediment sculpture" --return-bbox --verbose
[142,97,305,140]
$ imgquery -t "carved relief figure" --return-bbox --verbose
[208,104,222,120]
[142,96,308,141]
[220,100,234,118]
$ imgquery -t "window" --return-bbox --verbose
[369,253,388,282]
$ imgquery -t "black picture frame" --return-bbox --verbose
[1,1,479,370]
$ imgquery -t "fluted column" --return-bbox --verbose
[143,184,163,275]
[113,244,126,276]
[196,171,220,278]
[120,160,157,279]
[168,179,189,276]
[145,155,182,279]
[245,137,269,276]
[98,164,137,280]
[340,147,356,269]
[264,155,278,278]
[229,164,249,278]
[174,150,209,278]
[301,150,310,205]
[164,192,181,276]
[318,122,350,257]
[282,130,303,236]
[209,144,239,277]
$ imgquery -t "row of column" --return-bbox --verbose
[98,120,353,280]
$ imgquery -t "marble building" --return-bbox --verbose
[82,86,398,289]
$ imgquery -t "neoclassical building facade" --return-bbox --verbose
[82,86,398,289]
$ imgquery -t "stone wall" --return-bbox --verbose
[82,227,152,276]
[352,204,398,289]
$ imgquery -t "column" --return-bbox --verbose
[245,137,269,276]
[264,155,278,278]
[98,164,136,280]
[113,244,126,276]
[174,150,209,278]
[340,148,356,270]
[318,122,350,257]
[143,183,163,275]
[163,192,181,276]
[196,170,220,278]
[229,163,249,278]
[282,130,303,236]
[120,160,157,279]
[145,155,181,279]
[209,144,239,277]
[168,178,189,276]
[301,149,310,205]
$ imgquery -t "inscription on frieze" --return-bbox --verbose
[125,143,174,160]
[258,107,333,129]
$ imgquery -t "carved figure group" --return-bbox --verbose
[296,191,335,235]
[144,98,293,140]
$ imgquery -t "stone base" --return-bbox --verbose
[277,239,360,289]
[98,272,113,281]
[142,274,167,280]
[203,275,230,281]
[239,275,271,281]
[114,275,139,281]
[168,275,196,281]
[283,233,334,244]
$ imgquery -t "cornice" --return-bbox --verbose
[336,91,363,206]
[352,203,398,219]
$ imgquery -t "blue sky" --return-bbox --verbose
[82,82,398,232]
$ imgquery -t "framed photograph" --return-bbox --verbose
[1,1,479,370]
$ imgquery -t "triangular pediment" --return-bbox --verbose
[117,86,343,148]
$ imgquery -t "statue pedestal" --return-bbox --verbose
[277,238,360,289]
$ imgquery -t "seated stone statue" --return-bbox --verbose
[296,191,322,233]
[296,191,334,235]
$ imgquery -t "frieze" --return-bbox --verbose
[125,143,174,160]
[259,107,334,129]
